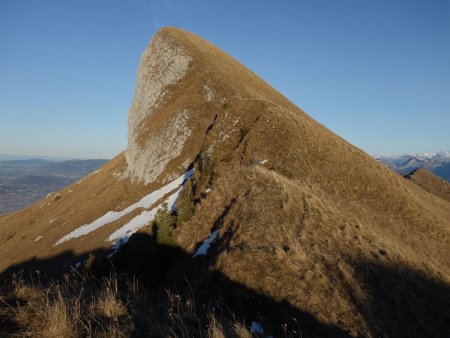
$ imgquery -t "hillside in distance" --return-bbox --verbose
[0,158,107,213]
[0,28,449,337]
[403,168,450,203]
[376,151,450,181]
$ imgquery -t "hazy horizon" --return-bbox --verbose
[1,1,449,158]
[2,149,450,163]
[0,153,111,161]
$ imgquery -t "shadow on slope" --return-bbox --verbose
[0,308,21,337]
[1,231,449,337]
[0,248,111,284]
[100,232,354,337]
[0,232,352,337]
[352,260,450,338]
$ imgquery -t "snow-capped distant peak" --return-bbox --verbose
[374,151,450,161]
[415,151,450,160]
[374,150,450,182]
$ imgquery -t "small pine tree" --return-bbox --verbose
[176,187,195,225]
[154,202,176,230]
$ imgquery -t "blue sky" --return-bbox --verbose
[1,0,449,159]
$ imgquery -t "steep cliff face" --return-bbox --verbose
[125,31,193,184]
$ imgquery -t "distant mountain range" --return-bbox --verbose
[0,158,107,213]
[375,151,450,182]
[0,154,74,161]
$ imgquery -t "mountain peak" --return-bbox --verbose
[124,28,193,184]
[123,27,299,185]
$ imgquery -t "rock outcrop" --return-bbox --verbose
[125,30,192,184]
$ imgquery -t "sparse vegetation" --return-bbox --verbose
[152,202,177,246]
[175,185,195,225]
[155,203,176,230]
[196,149,218,193]
[151,196,196,246]
[198,149,213,176]
[0,272,253,338]
[95,278,127,319]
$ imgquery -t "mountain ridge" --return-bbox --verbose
[376,151,450,181]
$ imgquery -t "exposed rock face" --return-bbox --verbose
[125,30,192,184]
[128,109,192,184]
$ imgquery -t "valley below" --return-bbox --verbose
[0,158,107,214]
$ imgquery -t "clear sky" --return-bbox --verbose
[1,0,449,159]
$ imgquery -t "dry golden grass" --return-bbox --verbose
[0,272,253,338]
[3,275,121,337]
[405,168,450,202]
[207,316,225,338]
[94,279,127,319]
[10,282,81,338]
[231,323,252,338]
[40,288,80,338]
[175,160,450,336]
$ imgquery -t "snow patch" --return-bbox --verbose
[33,235,43,242]
[108,187,179,243]
[108,237,130,258]
[251,322,264,335]
[193,229,219,257]
[252,158,268,165]
[108,171,191,255]
[54,169,194,246]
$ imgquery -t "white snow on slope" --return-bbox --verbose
[54,168,194,246]
[193,229,219,257]
[108,185,183,244]
[107,175,191,256]
[251,322,264,335]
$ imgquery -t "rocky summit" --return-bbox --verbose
[0,28,449,337]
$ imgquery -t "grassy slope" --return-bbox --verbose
[159,28,450,336]
[0,154,156,275]
[405,168,450,202]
